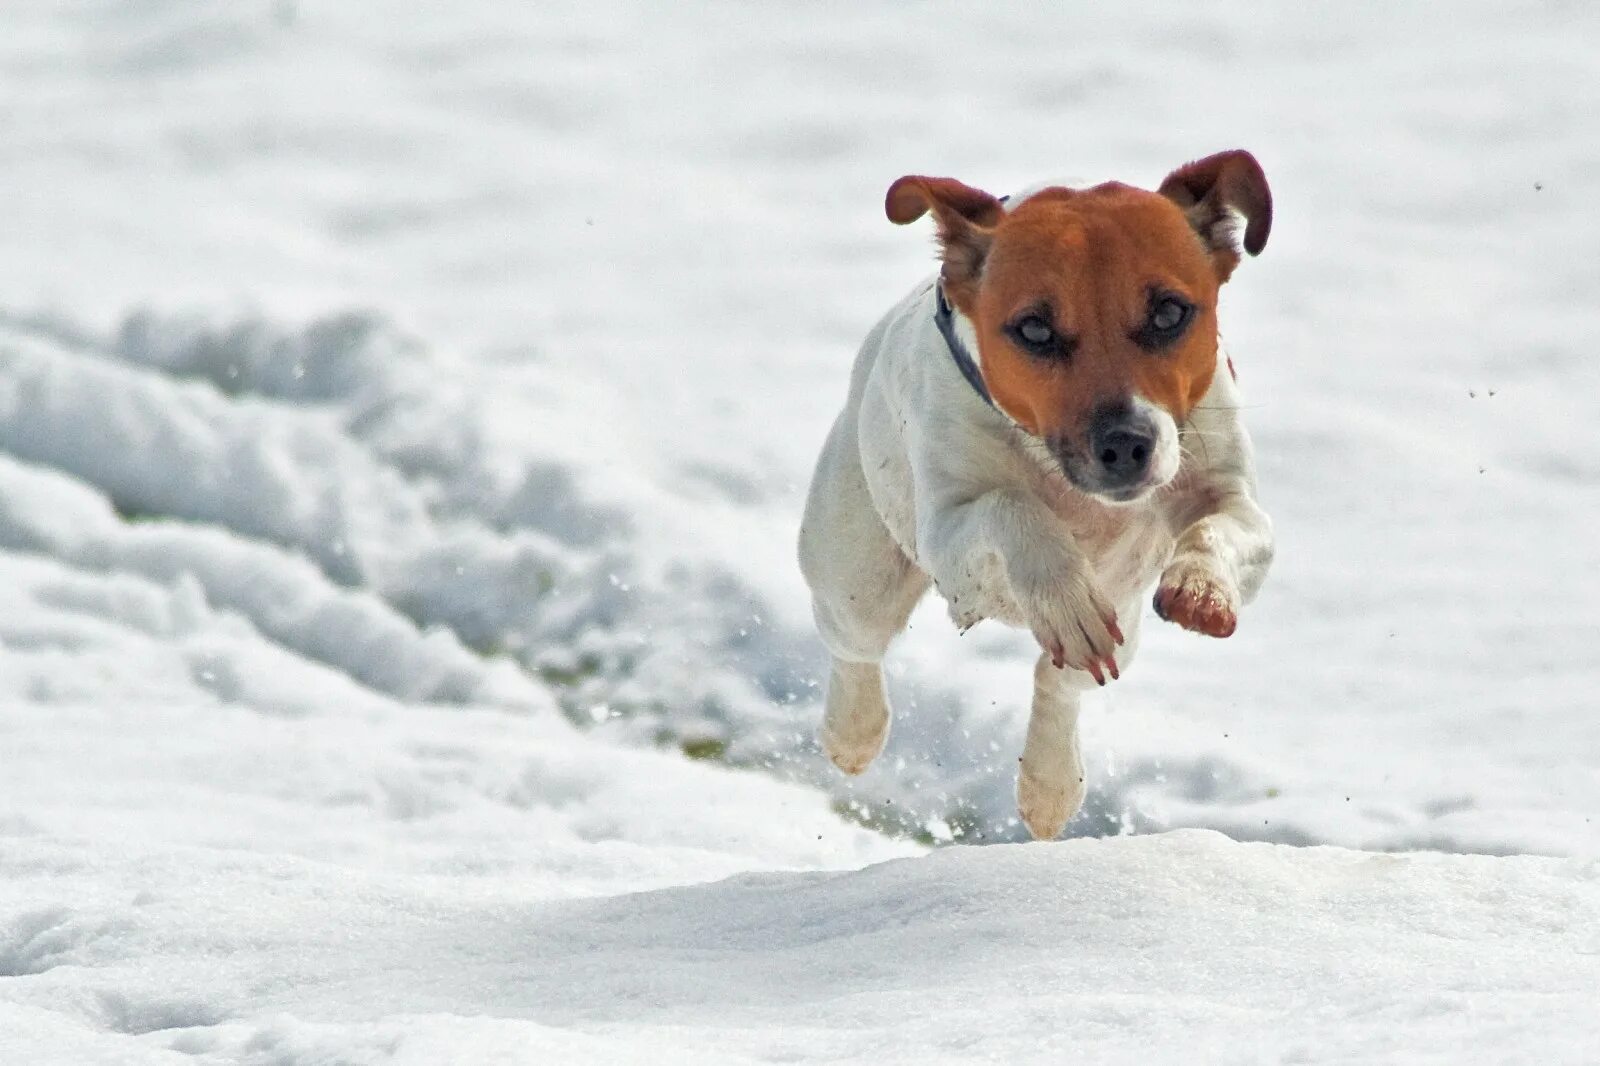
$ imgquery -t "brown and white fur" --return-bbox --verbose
[798,151,1275,840]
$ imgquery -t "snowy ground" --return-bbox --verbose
[7,830,1597,1063]
[4,1,1600,1061]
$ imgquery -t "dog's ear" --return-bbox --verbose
[885,176,1005,304]
[1158,150,1272,282]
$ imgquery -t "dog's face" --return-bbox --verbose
[887,151,1271,503]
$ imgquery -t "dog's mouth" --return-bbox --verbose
[1096,482,1161,505]
[1052,450,1168,504]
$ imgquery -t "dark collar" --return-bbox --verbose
[933,281,994,408]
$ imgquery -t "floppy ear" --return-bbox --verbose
[885,176,1005,304]
[1158,150,1272,282]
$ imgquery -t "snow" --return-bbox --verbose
[5,831,1598,1063]
[4,0,1600,1061]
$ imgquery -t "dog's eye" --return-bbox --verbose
[1006,313,1070,358]
[1151,297,1187,332]
[1133,293,1194,350]
[1019,317,1053,346]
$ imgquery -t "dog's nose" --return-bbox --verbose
[1090,415,1155,487]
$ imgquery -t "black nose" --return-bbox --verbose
[1089,414,1155,487]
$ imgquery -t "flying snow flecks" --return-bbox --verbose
[0,307,1025,841]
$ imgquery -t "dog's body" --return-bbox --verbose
[798,152,1275,839]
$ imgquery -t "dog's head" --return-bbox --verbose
[887,151,1271,503]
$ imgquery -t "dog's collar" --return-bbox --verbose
[933,281,995,409]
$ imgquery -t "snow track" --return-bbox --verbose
[0,308,1031,843]
[0,312,547,708]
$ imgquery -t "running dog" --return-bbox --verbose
[798,151,1275,839]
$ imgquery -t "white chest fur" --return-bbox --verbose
[851,281,1177,627]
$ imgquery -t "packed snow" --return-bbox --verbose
[3,1,1599,1062]
[7,831,1597,1063]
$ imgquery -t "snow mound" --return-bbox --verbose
[3,831,1595,1063]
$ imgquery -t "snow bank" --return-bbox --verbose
[4,831,1596,1063]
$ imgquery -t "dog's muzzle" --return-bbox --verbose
[1053,401,1179,503]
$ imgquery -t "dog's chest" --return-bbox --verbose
[1043,486,1173,602]
[859,401,1171,610]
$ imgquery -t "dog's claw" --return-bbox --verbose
[1024,571,1120,680]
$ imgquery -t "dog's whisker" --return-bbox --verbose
[1177,422,1209,460]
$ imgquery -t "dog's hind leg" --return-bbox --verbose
[799,420,929,775]
[803,521,927,777]
[817,656,898,775]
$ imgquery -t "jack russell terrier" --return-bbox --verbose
[798,150,1275,840]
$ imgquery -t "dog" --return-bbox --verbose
[798,151,1275,840]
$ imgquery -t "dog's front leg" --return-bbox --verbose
[1016,650,1093,840]
[1018,604,1144,840]
[918,488,1123,683]
[1156,486,1274,638]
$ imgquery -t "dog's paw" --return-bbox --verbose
[1017,762,1087,841]
[820,663,890,775]
[1019,570,1123,685]
[822,719,887,776]
[1154,555,1239,638]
